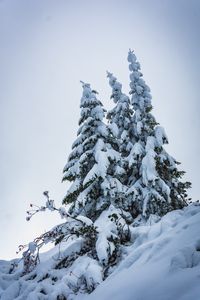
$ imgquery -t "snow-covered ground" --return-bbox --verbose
[80,203,200,300]
[1,203,200,300]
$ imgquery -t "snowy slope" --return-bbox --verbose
[1,203,200,300]
[80,203,200,300]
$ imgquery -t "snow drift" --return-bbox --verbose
[0,203,200,300]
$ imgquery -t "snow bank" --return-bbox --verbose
[1,204,200,300]
[78,203,200,300]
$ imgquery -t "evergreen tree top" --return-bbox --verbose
[128,49,152,112]
[106,71,129,104]
[106,71,132,133]
[78,81,106,126]
[106,71,134,159]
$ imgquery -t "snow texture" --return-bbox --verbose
[1,204,200,299]
[78,203,200,300]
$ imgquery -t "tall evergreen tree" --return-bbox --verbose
[62,82,121,219]
[62,82,132,272]
[125,50,191,219]
[7,51,194,300]
[62,82,132,229]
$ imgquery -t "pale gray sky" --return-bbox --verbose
[0,0,200,259]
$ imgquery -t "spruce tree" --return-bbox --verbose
[62,82,131,269]
[62,82,121,219]
[7,51,193,300]
[126,50,191,219]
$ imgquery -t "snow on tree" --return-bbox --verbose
[126,50,191,219]
[2,50,193,300]
[106,71,133,158]
[106,71,136,191]
[5,82,131,298]
[62,81,122,218]
[61,81,131,283]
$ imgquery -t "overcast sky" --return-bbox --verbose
[0,0,200,259]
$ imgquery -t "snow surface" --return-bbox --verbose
[78,204,200,300]
[1,203,200,299]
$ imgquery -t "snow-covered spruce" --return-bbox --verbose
[60,82,132,291]
[125,50,191,219]
[106,71,133,157]
[0,51,193,300]
[62,82,127,219]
